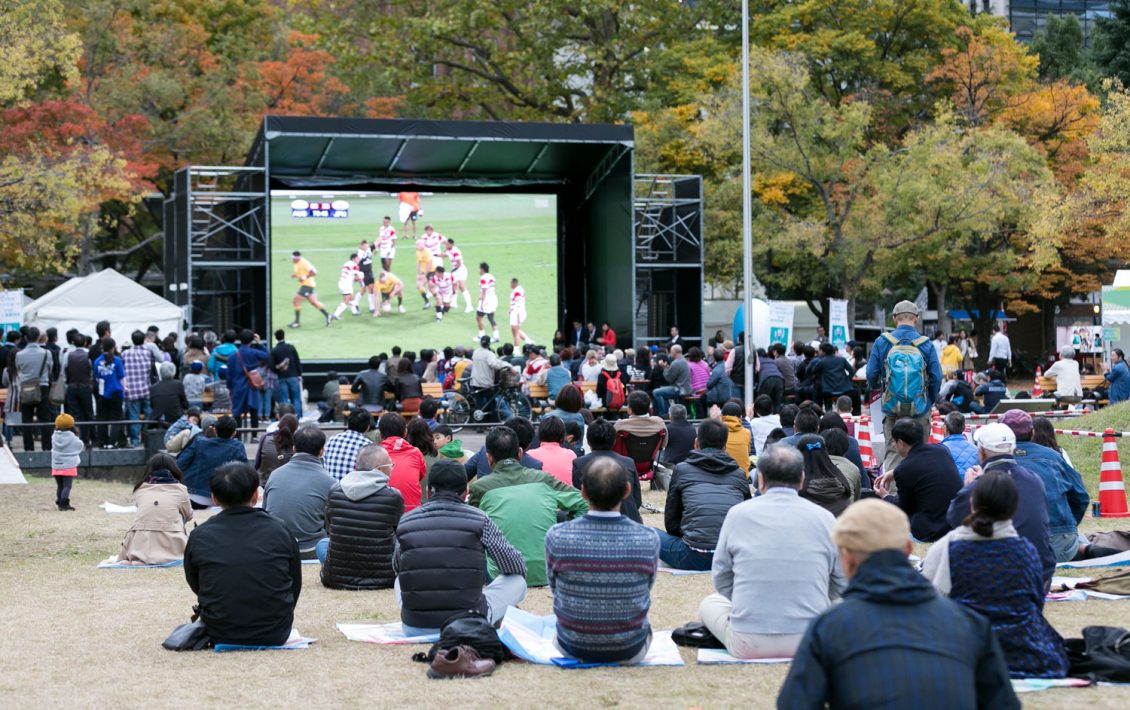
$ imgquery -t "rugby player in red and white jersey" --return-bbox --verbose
[377,216,397,272]
[509,277,533,346]
[331,252,363,323]
[443,238,473,313]
[421,225,445,262]
[429,265,457,322]
[475,262,500,343]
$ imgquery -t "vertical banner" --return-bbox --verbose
[828,298,850,352]
[0,289,23,338]
[768,301,794,347]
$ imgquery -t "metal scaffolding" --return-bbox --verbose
[163,166,269,335]
[633,174,704,346]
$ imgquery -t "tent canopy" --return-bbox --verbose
[22,269,183,339]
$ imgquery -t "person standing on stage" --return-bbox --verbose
[289,251,331,328]
[476,263,501,343]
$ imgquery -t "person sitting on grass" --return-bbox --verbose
[659,418,750,571]
[545,458,660,665]
[263,426,335,559]
[777,499,1019,709]
[873,417,962,542]
[923,472,1069,679]
[319,444,404,589]
[469,426,588,587]
[183,462,301,648]
[176,414,247,509]
[115,453,193,565]
[700,445,844,659]
[394,460,527,635]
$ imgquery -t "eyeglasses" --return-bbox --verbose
[377,463,394,471]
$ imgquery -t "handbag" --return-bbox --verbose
[162,617,212,651]
[48,374,65,406]
[19,351,49,406]
[238,351,265,390]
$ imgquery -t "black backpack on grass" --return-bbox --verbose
[412,610,508,665]
[1065,626,1130,682]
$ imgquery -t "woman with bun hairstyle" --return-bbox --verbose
[922,472,1068,678]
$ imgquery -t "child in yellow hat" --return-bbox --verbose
[51,413,84,511]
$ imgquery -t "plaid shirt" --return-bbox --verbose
[122,346,153,400]
[322,430,373,481]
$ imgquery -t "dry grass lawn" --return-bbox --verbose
[2,477,1130,709]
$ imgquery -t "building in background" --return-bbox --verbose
[982,1,1114,44]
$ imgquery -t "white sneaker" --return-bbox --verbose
[398,305,406,313]
[464,305,473,313]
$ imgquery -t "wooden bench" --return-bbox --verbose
[1038,374,1109,406]
[528,383,550,415]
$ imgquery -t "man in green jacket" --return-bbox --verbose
[470,426,587,586]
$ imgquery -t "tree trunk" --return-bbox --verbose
[931,281,950,335]
[74,214,98,276]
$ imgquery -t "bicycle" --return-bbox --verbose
[444,383,532,424]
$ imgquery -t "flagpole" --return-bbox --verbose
[741,0,755,407]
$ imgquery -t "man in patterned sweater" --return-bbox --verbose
[544,457,660,664]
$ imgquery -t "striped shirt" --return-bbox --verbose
[544,512,659,663]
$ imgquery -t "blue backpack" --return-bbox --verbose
[881,332,930,417]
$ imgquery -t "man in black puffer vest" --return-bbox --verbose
[320,444,405,590]
[394,459,527,634]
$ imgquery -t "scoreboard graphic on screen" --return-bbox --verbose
[291,199,349,218]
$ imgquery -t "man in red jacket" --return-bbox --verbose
[378,413,427,511]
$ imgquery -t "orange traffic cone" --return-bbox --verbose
[1032,366,1043,397]
[929,414,944,444]
[858,416,876,469]
[1099,429,1130,518]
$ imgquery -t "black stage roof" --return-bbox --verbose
[248,115,633,189]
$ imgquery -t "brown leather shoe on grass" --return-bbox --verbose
[426,645,497,680]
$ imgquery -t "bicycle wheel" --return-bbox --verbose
[444,392,471,425]
[503,390,533,420]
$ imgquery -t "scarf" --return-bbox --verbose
[922,520,1018,596]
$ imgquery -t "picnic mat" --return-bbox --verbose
[1047,576,1130,601]
[97,558,182,569]
[657,567,710,576]
[98,502,137,514]
[498,607,683,668]
[301,559,321,565]
[696,648,790,665]
[1056,550,1130,569]
[336,622,440,645]
[214,628,315,652]
[1010,678,1091,693]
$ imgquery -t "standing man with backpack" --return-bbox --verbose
[866,301,943,472]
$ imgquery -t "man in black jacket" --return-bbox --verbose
[571,418,642,523]
[63,331,95,445]
[150,362,188,425]
[661,404,696,466]
[394,460,527,634]
[183,462,301,647]
[874,418,963,542]
[320,444,404,590]
[271,329,304,417]
[660,418,751,570]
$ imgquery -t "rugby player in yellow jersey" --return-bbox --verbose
[374,270,406,318]
[415,238,435,310]
[289,250,331,327]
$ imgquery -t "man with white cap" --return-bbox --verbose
[945,421,1055,587]
[866,300,943,471]
[778,499,1018,710]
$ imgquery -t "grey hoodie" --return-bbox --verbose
[340,468,392,501]
[51,430,85,469]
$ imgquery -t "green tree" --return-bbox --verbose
[387,0,725,122]
[749,0,968,132]
[1093,0,1130,87]
[1031,13,1099,88]
[0,0,80,104]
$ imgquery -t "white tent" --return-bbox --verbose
[22,269,183,340]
